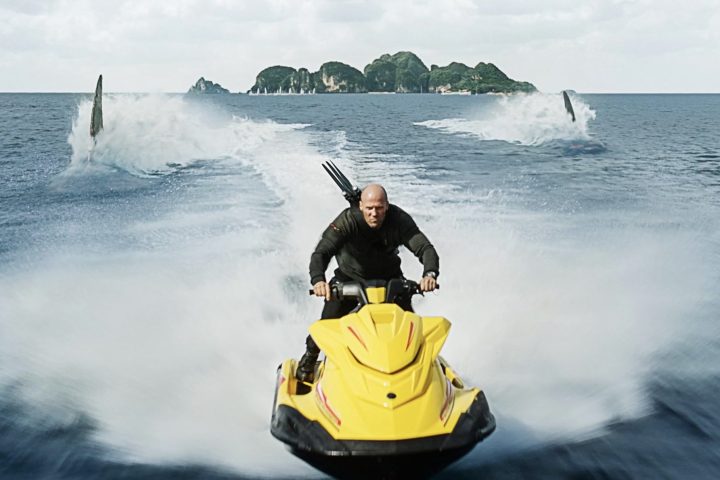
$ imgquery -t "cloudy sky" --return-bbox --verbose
[1,0,719,93]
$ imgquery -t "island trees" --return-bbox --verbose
[248,52,535,94]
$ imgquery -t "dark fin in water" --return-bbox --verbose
[90,75,103,138]
[562,90,576,122]
[321,161,361,205]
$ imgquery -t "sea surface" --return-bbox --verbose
[1,92,719,479]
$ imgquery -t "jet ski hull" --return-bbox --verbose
[271,385,495,479]
[271,282,496,478]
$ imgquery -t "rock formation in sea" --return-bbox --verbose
[364,51,429,93]
[427,62,536,94]
[248,52,536,94]
[187,77,230,94]
[250,62,367,94]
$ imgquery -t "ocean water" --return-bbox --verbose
[1,92,719,479]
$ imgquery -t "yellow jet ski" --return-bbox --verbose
[271,279,495,479]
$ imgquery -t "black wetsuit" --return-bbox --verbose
[298,204,440,381]
[310,205,439,288]
[304,204,439,354]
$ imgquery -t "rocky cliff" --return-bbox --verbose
[187,77,230,94]
[364,51,429,93]
[315,62,367,93]
[250,62,367,93]
[428,62,536,93]
[248,52,535,94]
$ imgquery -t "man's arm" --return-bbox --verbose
[309,210,352,286]
[405,230,439,276]
[397,209,440,291]
[406,230,439,292]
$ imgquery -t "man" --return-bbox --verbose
[296,183,439,381]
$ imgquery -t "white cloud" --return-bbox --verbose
[0,0,718,92]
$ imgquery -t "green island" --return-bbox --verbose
[248,51,535,94]
[187,77,230,94]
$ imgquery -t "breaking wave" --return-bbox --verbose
[67,94,309,176]
[416,92,597,146]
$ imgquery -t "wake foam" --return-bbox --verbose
[416,92,597,146]
[3,95,338,476]
[382,180,698,433]
[327,150,711,458]
[67,94,308,176]
[1,94,713,477]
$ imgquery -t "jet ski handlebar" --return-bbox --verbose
[308,279,435,305]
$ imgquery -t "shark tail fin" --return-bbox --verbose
[90,74,103,138]
[562,90,576,122]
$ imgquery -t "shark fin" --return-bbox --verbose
[90,75,103,138]
[562,90,576,122]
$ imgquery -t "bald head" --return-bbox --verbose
[361,184,388,203]
[359,184,389,229]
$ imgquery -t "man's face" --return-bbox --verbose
[360,197,388,229]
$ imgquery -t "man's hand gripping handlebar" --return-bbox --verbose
[308,278,438,303]
[312,281,333,301]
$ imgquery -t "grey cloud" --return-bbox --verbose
[0,0,63,15]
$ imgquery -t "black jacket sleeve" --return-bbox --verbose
[308,210,352,285]
[398,210,440,277]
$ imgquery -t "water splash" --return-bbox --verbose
[2,94,715,478]
[416,92,597,146]
[3,95,333,476]
[67,94,308,176]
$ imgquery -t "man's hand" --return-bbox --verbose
[419,275,437,292]
[313,281,332,301]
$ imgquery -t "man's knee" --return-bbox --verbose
[305,334,320,355]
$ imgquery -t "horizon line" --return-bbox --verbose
[1,91,720,95]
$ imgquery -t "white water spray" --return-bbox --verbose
[2,95,338,476]
[416,92,596,145]
[0,94,713,478]
[67,94,309,176]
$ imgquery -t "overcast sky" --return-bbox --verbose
[1,0,719,93]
